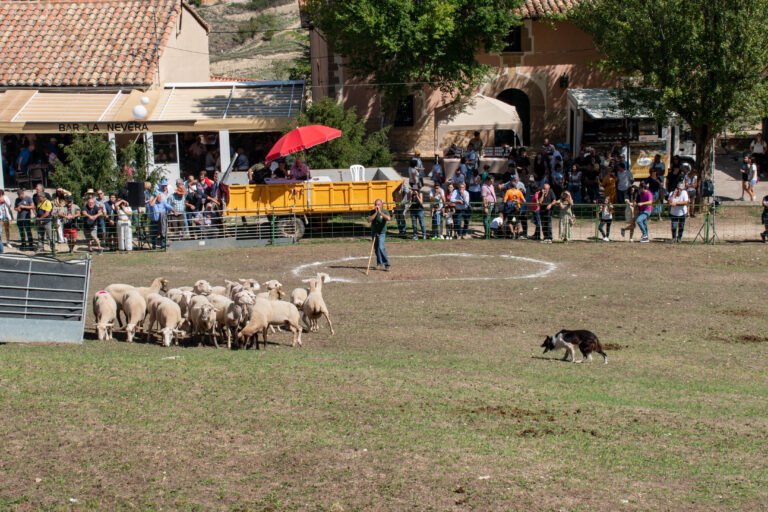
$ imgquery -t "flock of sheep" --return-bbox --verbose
[91,273,334,349]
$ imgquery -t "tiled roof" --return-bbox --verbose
[0,0,204,87]
[210,74,264,83]
[518,0,582,19]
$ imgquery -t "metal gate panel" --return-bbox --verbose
[0,254,91,343]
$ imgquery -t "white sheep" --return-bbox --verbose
[238,296,303,349]
[143,293,166,331]
[238,278,261,292]
[207,293,234,347]
[188,295,219,347]
[92,291,117,341]
[223,291,253,349]
[302,274,334,335]
[166,288,184,304]
[121,290,147,343]
[255,279,282,299]
[193,279,212,296]
[291,273,330,309]
[178,290,195,320]
[210,285,227,296]
[150,297,184,347]
[105,277,168,327]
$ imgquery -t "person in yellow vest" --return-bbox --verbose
[35,191,55,254]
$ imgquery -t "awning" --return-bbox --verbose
[568,88,652,120]
[0,81,304,133]
[435,94,522,154]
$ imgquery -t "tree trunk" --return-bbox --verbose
[694,128,714,206]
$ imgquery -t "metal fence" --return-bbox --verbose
[0,253,91,343]
[2,201,766,254]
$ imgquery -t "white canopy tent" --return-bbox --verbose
[434,94,523,155]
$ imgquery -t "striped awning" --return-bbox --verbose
[150,82,304,121]
[0,81,304,132]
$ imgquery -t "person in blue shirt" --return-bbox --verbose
[16,143,34,174]
[148,180,177,249]
[465,144,478,174]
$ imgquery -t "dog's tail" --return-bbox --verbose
[595,340,608,365]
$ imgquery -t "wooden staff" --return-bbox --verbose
[365,236,376,275]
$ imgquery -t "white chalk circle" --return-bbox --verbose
[292,252,557,284]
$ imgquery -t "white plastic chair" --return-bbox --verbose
[350,164,364,182]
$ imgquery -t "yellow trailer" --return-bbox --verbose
[223,167,404,239]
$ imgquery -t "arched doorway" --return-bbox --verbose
[496,89,531,146]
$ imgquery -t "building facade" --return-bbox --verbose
[307,0,615,156]
[0,0,303,188]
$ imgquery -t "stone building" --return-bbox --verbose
[306,0,615,156]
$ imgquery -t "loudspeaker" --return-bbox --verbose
[127,182,145,208]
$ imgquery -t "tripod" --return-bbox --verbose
[692,202,720,244]
[692,138,720,244]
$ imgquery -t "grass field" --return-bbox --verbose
[1,240,767,511]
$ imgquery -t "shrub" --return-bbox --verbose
[295,98,393,169]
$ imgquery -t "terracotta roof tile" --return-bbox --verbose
[518,0,582,19]
[0,0,203,87]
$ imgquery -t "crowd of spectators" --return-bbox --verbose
[396,137,711,243]
[0,169,227,255]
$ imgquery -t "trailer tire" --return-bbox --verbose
[275,217,305,240]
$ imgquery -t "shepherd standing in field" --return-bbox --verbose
[367,199,391,271]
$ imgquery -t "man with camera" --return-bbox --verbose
[367,199,392,271]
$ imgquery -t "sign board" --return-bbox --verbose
[0,254,91,343]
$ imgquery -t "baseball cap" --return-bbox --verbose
[65,195,73,203]
[159,179,169,187]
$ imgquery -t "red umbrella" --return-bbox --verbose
[265,125,342,162]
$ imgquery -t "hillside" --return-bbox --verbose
[197,0,309,81]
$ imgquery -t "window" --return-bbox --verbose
[394,95,415,127]
[503,26,522,53]
[152,133,178,164]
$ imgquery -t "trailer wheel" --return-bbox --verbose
[275,217,305,240]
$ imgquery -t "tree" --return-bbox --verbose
[53,131,122,202]
[295,97,393,168]
[53,131,161,202]
[302,0,523,108]
[574,0,768,186]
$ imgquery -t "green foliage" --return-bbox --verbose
[186,0,202,6]
[295,98,393,168]
[53,132,162,203]
[241,0,293,11]
[120,141,163,188]
[235,13,282,43]
[53,132,122,203]
[269,34,310,82]
[574,0,768,174]
[303,0,523,108]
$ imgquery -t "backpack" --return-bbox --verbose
[701,179,714,197]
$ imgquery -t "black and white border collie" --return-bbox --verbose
[541,329,607,364]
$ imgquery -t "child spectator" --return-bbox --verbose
[620,185,640,242]
[554,190,574,242]
[444,204,455,240]
[59,196,80,253]
[598,197,613,241]
[489,211,505,238]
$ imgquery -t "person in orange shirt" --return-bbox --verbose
[503,186,526,239]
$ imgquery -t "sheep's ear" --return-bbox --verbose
[321,273,331,283]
